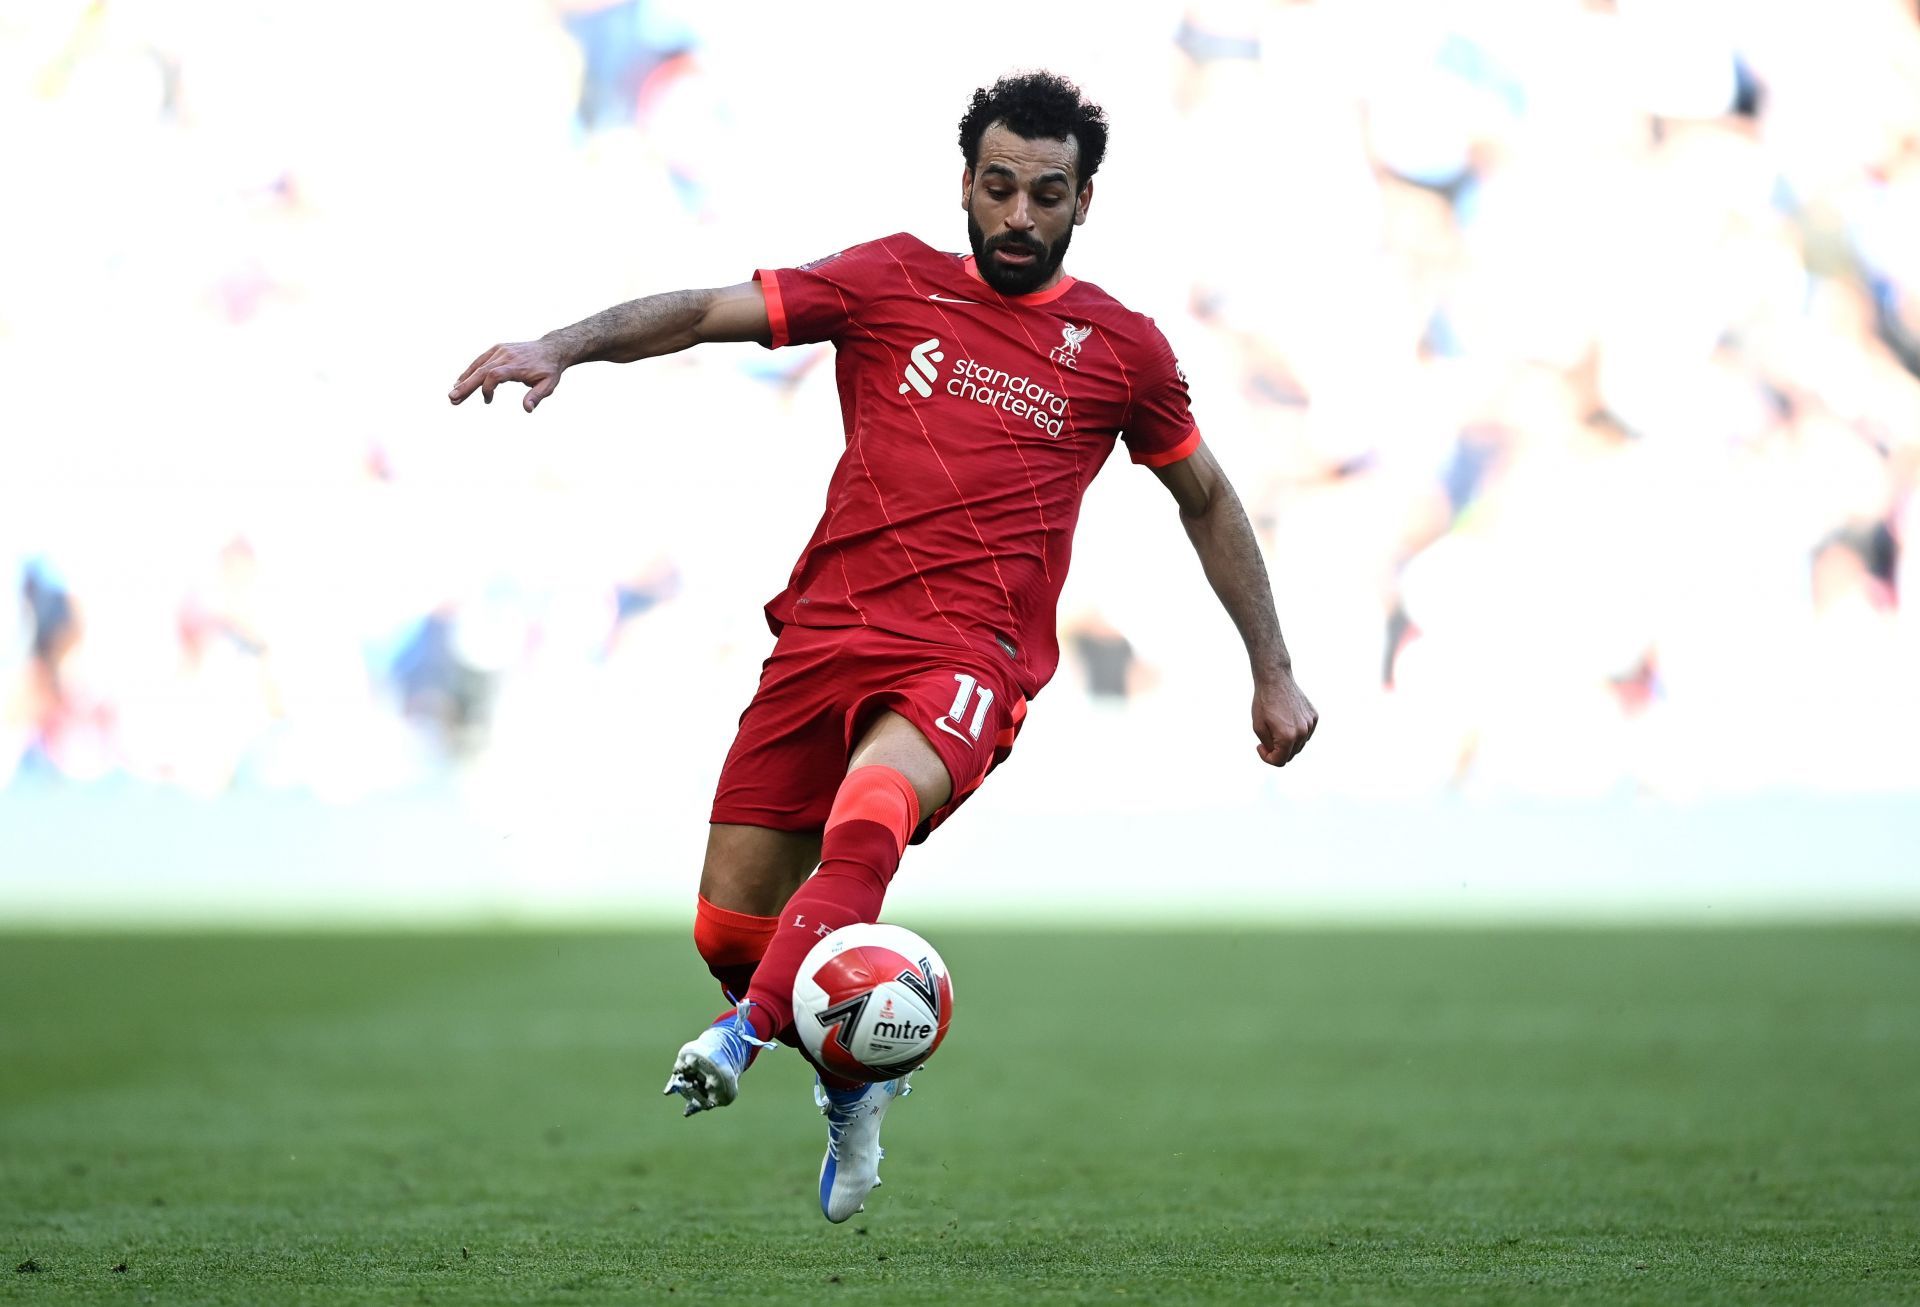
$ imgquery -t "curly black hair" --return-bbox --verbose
[957,72,1109,186]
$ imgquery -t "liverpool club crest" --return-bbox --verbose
[1050,322,1092,369]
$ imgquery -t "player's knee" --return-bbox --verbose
[826,765,922,855]
[698,824,819,916]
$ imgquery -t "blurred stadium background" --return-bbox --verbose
[4,0,1918,925]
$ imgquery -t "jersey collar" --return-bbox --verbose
[963,256,1077,305]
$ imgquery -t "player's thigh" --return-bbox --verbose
[848,710,955,815]
[710,627,852,835]
[699,823,822,916]
[845,647,1025,839]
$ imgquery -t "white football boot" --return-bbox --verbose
[662,1002,774,1117]
[816,1074,912,1222]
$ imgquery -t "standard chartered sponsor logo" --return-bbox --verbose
[945,358,1070,438]
[892,338,1074,437]
[898,338,945,397]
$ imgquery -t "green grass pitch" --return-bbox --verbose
[3,927,1916,1305]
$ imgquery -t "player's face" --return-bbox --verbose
[962,123,1092,296]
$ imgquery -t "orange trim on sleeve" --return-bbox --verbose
[1131,425,1203,468]
[755,268,790,349]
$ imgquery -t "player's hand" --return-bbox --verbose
[447,339,572,412]
[1252,669,1317,767]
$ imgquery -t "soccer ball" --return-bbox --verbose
[793,923,953,1082]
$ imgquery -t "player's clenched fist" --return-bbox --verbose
[1253,671,1318,767]
[447,339,571,412]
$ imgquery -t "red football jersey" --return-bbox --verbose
[754,232,1199,698]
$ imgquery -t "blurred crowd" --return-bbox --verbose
[4,0,1918,809]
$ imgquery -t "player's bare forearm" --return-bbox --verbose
[1178,478,1292,681]
[1154,441,1318,765]
[448,281,769,412]
[547,284,769,365]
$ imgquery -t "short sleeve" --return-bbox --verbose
[753,236,903,350]
[1120,321,1201,468]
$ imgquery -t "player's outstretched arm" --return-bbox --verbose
[447,281,771,412]
[1152,441,1318,767]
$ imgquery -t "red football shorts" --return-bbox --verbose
[709,624,1027,843]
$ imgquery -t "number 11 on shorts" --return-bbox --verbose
[943,673,994,744]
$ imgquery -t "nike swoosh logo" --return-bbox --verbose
[932,717,975,745]
[927,293,979,304]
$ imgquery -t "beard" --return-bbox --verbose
[967,210,1072,296]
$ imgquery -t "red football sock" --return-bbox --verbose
[690,894,782,1070]
[742,766,920,1057]
[692,895,778,1003]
